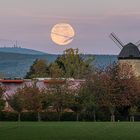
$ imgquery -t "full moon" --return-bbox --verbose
[51,23,75,46]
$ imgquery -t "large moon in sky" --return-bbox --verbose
[51,23,75,46]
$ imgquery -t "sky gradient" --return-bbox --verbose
[0,0,140,54]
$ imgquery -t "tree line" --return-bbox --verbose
[0,48,140,122]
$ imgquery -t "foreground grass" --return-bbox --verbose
[0,122,140,140]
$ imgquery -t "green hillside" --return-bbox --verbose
[0,47,46,55]
[0,51,117,78]
[0,52,58,78]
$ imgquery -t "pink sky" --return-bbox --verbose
[0,0,140,54]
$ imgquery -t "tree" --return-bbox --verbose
[83,74,98,122]
[69,71,98,121]
[25,48,94,79]
[6,90,24,121]
[55,48,94,78]
[95,62,140,122]
[25,59,49,79]
[48,84,72,121]
[49,62,64,78]
[129,106,137,122]
[41,91,52,112]
[0,85,6,112]
[118,63,140,120]
[19,84,45,121]
[103,63,121,122]
[70,86,86,121]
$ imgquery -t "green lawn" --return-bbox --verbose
[0,122,140,140]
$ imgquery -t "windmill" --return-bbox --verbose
[109,32,140,76]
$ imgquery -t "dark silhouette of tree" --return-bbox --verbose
[55,48,94,78]
[129,106,137,122]
[19,83,45,121]
[0,85,6,112]
[49,62,64,78]
[25,59,49,79]
[6,90,24,121]
[48,84,72,121]
[70,86,86,121]
[83,73,99,122]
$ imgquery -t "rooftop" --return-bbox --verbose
[118,43,140,59]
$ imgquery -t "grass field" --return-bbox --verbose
[0,122,140,140]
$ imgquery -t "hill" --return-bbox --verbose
[0,51,117,78]
[0,47,46,55]
[0,52,58,78]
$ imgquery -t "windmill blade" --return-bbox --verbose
[109,32,124,49]
[109,35,122,49]
[135,40,140,47]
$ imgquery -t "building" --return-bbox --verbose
[0,78,85,95]
[0,78,85,111]
[118,43,140,77]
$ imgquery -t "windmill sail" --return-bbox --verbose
[135,40,140,47]
[109,32,124,49]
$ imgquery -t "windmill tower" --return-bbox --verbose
[110,33,140,77]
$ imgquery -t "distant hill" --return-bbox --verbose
[0,47,46,55]
[93,54,118,67]
[0,52,58,78]
[0,51,118,78]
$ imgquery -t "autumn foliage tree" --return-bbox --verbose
[18,83,45,121]
[0,85,6,112]
[118,63,140,121]
[70,88,85,121]
[6,91,24,121]
[94,62,140,121]
[1,49,140,122]
[25,59,49,79]
[47,83,73,121]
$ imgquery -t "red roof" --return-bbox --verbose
[0,80,24,83]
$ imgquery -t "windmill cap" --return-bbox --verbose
[118,43,140,59]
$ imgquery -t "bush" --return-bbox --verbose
[0,111,17,121]
[21,112,37,121]
[61,112,76,121]
[41,112,58,121]
[1,111,140,121]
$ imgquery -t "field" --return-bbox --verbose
[0,122,140,140]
